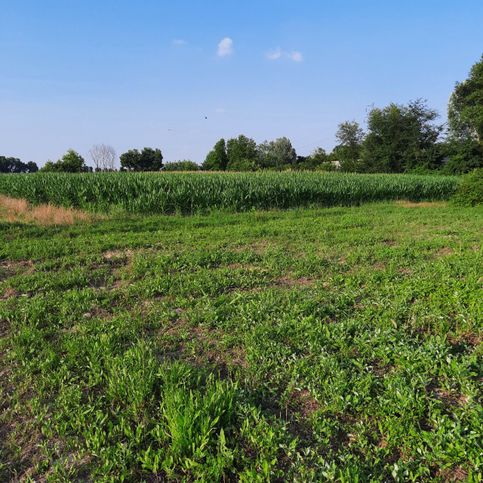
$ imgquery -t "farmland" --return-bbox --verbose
[0,172,460,214]
[1,197,482,481]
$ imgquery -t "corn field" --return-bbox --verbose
[0,172,460,214]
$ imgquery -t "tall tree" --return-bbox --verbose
[361,100,443,172]
[120,148,163,171]
[333,121,364,171]
[89,144,117,171]
[226,135,258,170]
[258,137,296,169]
[446,55,483,172]
[448,55,483,145]
[203,139,228,170]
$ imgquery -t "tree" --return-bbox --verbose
[295,148,331,170]
[226,135,258,170]
[446,55,483,172]
[258,137,296,169]
[163,160,200,171]
[26,161,39,173]
[40,150,90,172]
[120,148,163,171]
[89,144,117,171]
[333,121,364,171]
[360,99,443,172]
[203,139,228,170]
[448,55,483,144]
[0,156,38,173]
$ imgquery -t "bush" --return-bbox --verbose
[163,160,200,171]
[226,159,258,172]
[451,169,483,206]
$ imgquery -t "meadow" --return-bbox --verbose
[0,171,459,214]
[1,198,482,481]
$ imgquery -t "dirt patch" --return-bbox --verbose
[233,240,270,255]
[436,466,468,481]
[435,247,454,257]
[447,332,482,354]
[0,260,34,282]
[398,267,413,275]
[288,389,319,417]
[370,359,394,377]
[372,262,386,271]
[433,388,469,407]
[396,200,446,208]
[0,287,18,300]
[0,195,93,226]
[273,275,315,288]
[103,249,134,261]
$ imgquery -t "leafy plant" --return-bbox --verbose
[451,168,483,206]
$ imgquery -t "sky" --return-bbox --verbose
[1,0,482,167]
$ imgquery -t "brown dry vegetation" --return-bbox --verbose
[0,195,93,225]
[395,200,447,208]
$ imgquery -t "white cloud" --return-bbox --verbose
[288,51,303,62]
[266,48,282,60]
[172,39,187,46]
[215,107,226,113]
[217,37,233,57]
[266,48,304,62]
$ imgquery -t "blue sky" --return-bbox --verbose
[1,0,482,166]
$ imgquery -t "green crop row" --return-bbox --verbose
[0,171,460,214]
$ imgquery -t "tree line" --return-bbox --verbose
[1,55,481,175]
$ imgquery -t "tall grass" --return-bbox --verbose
[0,171,460,214]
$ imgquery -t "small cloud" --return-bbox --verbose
[266,48,282,60]
[217,37,233,57]
[288,50,303,62]
[215,107,226,113]
[266,48,304,62]
[172,39,188,46]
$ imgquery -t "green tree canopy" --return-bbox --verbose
[333,121,365,171]
[226,135,258,170]
[40,150,90,173]
[163,160,200,171]
[120,148,163,171]
[448,55,483,145]
[203,139,228,170]
[258,137,296,169]
[361,100,443,172]
[0,156,38,173]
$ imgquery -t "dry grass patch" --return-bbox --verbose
[395,200,447,208]
[435,246,454,257]
[0,195,93,225]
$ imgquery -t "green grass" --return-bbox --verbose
[1,202,482,481]
[0,171,459,214]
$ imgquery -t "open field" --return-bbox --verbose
[0,172,460,214]
[1,201,481,481]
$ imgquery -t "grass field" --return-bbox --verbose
[1,200,481,481]
[0,172,459,214]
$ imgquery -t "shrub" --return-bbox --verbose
[163,160,200,171]
[451,169,483,206]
